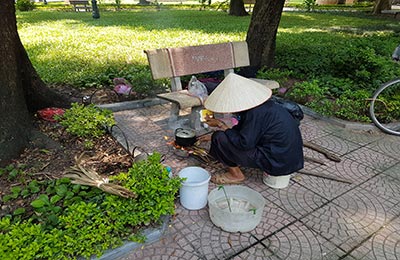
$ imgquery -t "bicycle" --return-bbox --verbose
[369,45,400,136]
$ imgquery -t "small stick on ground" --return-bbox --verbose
[297,169,352,184]
[303,141,341,162]
[304,156,326,165]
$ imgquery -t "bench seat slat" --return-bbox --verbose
[157,90,202,109]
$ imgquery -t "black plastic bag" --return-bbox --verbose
[271,96,304,123]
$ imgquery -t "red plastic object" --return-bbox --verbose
[37,107,65,122]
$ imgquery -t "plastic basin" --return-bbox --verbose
[208,185,265,232]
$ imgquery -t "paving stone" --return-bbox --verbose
[301,186,400,253]
[331,129,384,146]
[381,162,400,181]
[260,182,329,219]
[119,226,204,260]
[114,111,164,135]
[342,146,398,172]
[137,103,172,121]
[230,243,281,260]
[358,173,400,205]
[306,134,362,157]
[300,119,332,142]
[233,221,345,260]
[105,102,400,260]
[293,158,378,200]
[171,204,259,260]
[302,116,347,134]
[365,134,400,159]
[348,215,400,260]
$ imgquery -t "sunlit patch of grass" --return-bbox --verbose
[17,9,400,91]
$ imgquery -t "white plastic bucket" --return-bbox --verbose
[178,167,211,210]
[263,173,291,189]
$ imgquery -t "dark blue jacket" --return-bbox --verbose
[225,100,304,176]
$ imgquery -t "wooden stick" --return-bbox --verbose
[304,156,326,165]
[303,141,341,162]
[297,169,352,184]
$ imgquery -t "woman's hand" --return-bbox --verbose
[204,115,229,130]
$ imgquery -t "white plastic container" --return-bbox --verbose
[178,167,211,210]
[263,173,291,189]
[208,185,265,232]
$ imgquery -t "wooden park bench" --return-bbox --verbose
[381,9,400,19]
[243,0,256,12]
[144,41,279,130]
[67,0,92,12]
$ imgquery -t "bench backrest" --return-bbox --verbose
[145,41,250,91]
[243,0,255,4]
[66,0,89,4]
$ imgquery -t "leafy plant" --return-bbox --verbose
[257,68,295,84]
[15,0,35,11]
[303,0,316,11]
[3,186,22,202]
[333,89,371,122]
[0,164,27,182]
[287,79,335,117]
[31,194,62,229]
[56,103,115,140]
[0,153,182,259]
[249,208,257,215]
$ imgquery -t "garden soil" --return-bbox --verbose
[0,86,133,219]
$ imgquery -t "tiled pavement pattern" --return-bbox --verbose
[110,103,400,260]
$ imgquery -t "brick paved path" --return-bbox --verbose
[108,103,400,260]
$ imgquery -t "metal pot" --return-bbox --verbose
[175,128,197,147]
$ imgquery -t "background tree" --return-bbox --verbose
[373,0,391,14]
[229,0,248,16]
[0,0,73,166]
[245,0,286,74]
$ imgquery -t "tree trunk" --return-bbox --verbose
[0,0,32,166]
[0,0,74,166]
[229,0,248,16]
[245,0,285,75]
[373,0,391,14]
[138,0,151,5]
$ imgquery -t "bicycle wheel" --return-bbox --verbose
[369,78,400,136]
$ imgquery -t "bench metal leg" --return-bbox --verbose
[168,103,180,129]
[190,106,202,131]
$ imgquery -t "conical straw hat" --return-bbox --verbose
[204,73,272,113]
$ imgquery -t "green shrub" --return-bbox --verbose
[286,78,372,122]
[333,89,371,122]
[56,103,115,140]
[0,153,182,259]
[287,79,335,116]
[276,35,400,92]
[15,0,35,11]
[303,0,316,11]
[257,68,295,84]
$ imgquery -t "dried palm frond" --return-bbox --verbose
[64,153,136,199]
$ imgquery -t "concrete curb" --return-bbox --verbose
[300,105,378,132]
[97,98,167,112]
[94,216,170,260]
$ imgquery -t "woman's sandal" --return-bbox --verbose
[211,172,245,185]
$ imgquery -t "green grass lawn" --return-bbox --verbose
[17,8,400,121]
[18,9,249,91]
[17,9,398,86]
